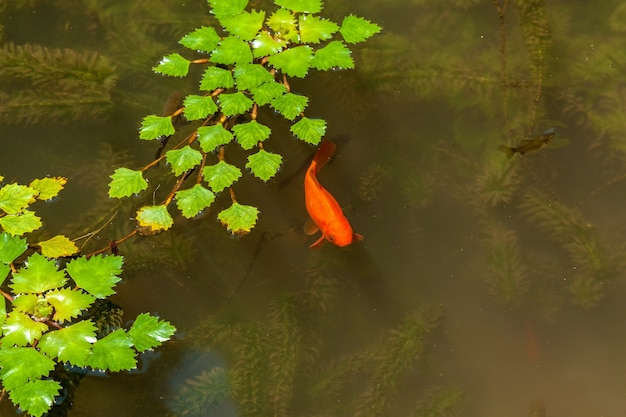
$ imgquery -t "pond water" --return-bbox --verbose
[2,0,626,416]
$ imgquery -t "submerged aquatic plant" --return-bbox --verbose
[107,0,381,235]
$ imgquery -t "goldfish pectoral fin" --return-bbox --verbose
[309,235,326,249]
[354,233,364,242]
[303,218,319,236]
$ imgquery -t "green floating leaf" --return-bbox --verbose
[37,235,79,258]
[199,66,235,92]
[203,161,242,193]
[1,264,9,288]
[183,95,218,121]
[266,8,299,42]
[268,45,313,78]
[179,26,221,53]
[139,115,175,140]
[250,80,287,106]
[221,10,266,41]
[0,346,56,390]
[290,116,326,144]
[9,378,61,417]
[211,36,253,65]
[247,149,283,181]
[271,93,308,120]
[65,255,123,299]
[10,252,67,294]
[299,15,339,43]
[340,15,382,44]
[38,320,97,366]
[0,295,6,325]
[197,124,234,152]
[166,146,203,176]
[1,312,48,347]
[0,231,27,264]
[29,177,67,201]
[0,211,42,236]
[252,30,286,58]
[153,53,190,77]
[234,63,274,91]
[0,183,37,215]
[175,184,216,219]
[275,0,322,13]
[232,120,272,150]
[108,168,148,198]
[129,313,177,353]
[87,329,136,372]
[46,288,95,323]
[218,91,254,116]
[312,40,354,70]
[136,205,174,234]
[209,0,248,19]
[218,202,259,234]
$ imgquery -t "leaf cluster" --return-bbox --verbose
[108,0,380,235]
[0,176,176,417]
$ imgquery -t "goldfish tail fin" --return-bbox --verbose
[498,145,515,159]
[312,140,337,173]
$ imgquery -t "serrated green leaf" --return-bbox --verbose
[252,30,286,57]
[12,294,39,314]
[268,45,313,78]
[246,149,283,181]
[199,66,235,92]
[65,255,123,299]
[0,210,42,236]
[179,26,221,52]
[266,8,299,42]
[1,264,9,289]
[232,120,272,150]
[1,312,48,347]
[312,40,354,70]
[0,347,56,390]
[299,15,339,43]
[250,80,287,106]
[197,124,234,152]
[211,36,252,65]
[9,378,61,417]
[153,53,190,77]
[218,91,254,116]
[218,202,259,235]
[290,116,326,144]
[183,95,218,120]
[139,115,175,140]
[203,161,242,193]
[175,185,216,218]
[136,205,174,234]
[233,63,274,90]
[221,10,265,41]
[271,93,308,120]
[29,177,67,201]
[129,313,176,352]
[46,288,96,323]
[0,231,27,264]
[108,168,148,198]
[38,320,97,366]
[209,0,248,19]
[0,183,37,215]
[87,329,136,372]
[275,0,321,13]
[340,15,382,44]
[10,252,67,294]
[166,146,203,176]
[37,235,78,258]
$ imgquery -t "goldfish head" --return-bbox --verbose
[325,227,355,247]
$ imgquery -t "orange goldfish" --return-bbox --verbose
[304,140,363,249]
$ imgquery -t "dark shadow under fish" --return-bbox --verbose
[499,128,556,158]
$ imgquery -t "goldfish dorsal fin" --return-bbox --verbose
[303,218,319,235]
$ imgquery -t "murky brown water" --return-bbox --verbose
[2,1,626,416]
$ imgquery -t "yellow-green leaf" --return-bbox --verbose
[136,205,174,234]
[218,202,259,235]
[0,211,43,236]
[29,177,67,201]
[37,235,79,258]
[0,183,37,215]
[109,168,148,198]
